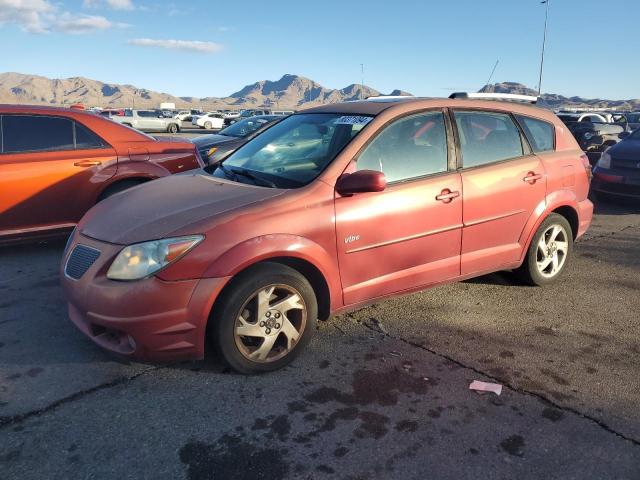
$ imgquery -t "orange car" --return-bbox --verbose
[0,105,204,243]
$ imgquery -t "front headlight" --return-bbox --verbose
[597,150,612,169]
[107,235,204,281]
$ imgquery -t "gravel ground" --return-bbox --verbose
[1,199,639,479]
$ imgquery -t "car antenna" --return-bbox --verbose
[483,59,499,92]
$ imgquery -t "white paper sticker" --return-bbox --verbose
[336,115,373,126]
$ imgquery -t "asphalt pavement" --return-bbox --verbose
[1,199,639,479]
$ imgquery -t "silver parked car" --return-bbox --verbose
[110,109,181,133]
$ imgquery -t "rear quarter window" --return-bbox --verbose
[516,115,555,153]
[75,121,107,149]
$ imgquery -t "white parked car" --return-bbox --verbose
[174,110,191,121]
[193,112,224,130]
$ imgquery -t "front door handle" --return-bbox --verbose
[523,172,543,184]
[74,160,102,167]
[435,189,460,203]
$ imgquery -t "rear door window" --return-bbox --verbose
[516,115,555,153]
[2,115,74,153]
[453,111,524,168]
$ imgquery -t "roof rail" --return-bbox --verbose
[449,92,538,104]
[363,95,416,102]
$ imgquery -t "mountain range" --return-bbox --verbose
[481,82,640,111]
[0,72,410,111]
[0,73,638,112]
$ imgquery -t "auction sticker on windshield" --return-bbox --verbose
[336,115,373,126]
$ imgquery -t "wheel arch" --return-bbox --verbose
[208,256,332,326]
[518,192,581,264]
[95,175,154,202]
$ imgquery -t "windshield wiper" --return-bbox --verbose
[217,163,238,181]
[228,166,277,188]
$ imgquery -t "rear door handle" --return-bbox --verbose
[74,160,102,167]
[523,172,543,184]
[435,189,460,203]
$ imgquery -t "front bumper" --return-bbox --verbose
[592,167,640,199]
[61,232,229,361]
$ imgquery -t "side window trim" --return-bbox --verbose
[448,108,534,171]
[353,108,454,186]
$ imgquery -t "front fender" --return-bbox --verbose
[517,189,580,264]
[203,234,342,311]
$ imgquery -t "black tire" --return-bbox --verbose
[515,213,573,286]
[98,179,146,202]
[204,121,212,130]
[167,123,179,134]
[211,262,317,374]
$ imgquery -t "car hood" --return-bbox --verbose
[80,172,284,245]
[609,139,640,160]
[192,134,238,149]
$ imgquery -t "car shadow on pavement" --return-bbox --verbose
[592,198,640,215]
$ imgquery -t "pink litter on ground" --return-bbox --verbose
[469,380,503,396]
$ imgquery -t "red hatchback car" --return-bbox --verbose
[0,105,203,243]
[61,96,593,373]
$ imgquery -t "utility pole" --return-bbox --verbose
[538,0,550,96]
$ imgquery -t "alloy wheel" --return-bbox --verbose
[234,284,307,363]
[536,224,569,278]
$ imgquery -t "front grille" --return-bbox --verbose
[65,245,101,280]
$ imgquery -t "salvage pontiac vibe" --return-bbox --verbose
[61,94,593,373]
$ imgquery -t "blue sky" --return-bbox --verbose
[1,0,638,99]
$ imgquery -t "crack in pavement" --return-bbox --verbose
[354,317,640,447]
[0,366,163,430]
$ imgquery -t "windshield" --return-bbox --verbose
[213,113,372,188]
[220,117,274,138]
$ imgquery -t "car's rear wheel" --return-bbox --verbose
[211,262,317,374]
[515,213,573,286]
[167,123,179,134]
[204,121,212,130]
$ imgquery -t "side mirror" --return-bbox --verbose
[336,170,386,196]
[619,131,630,140]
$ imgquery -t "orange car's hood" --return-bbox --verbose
[80,171,284,245]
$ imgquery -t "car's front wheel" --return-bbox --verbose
[204,121,212,130]
[211,262,317,374]
[515,213,573,286]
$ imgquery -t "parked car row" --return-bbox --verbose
[555,110,640,199]
[193,115,285,165]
